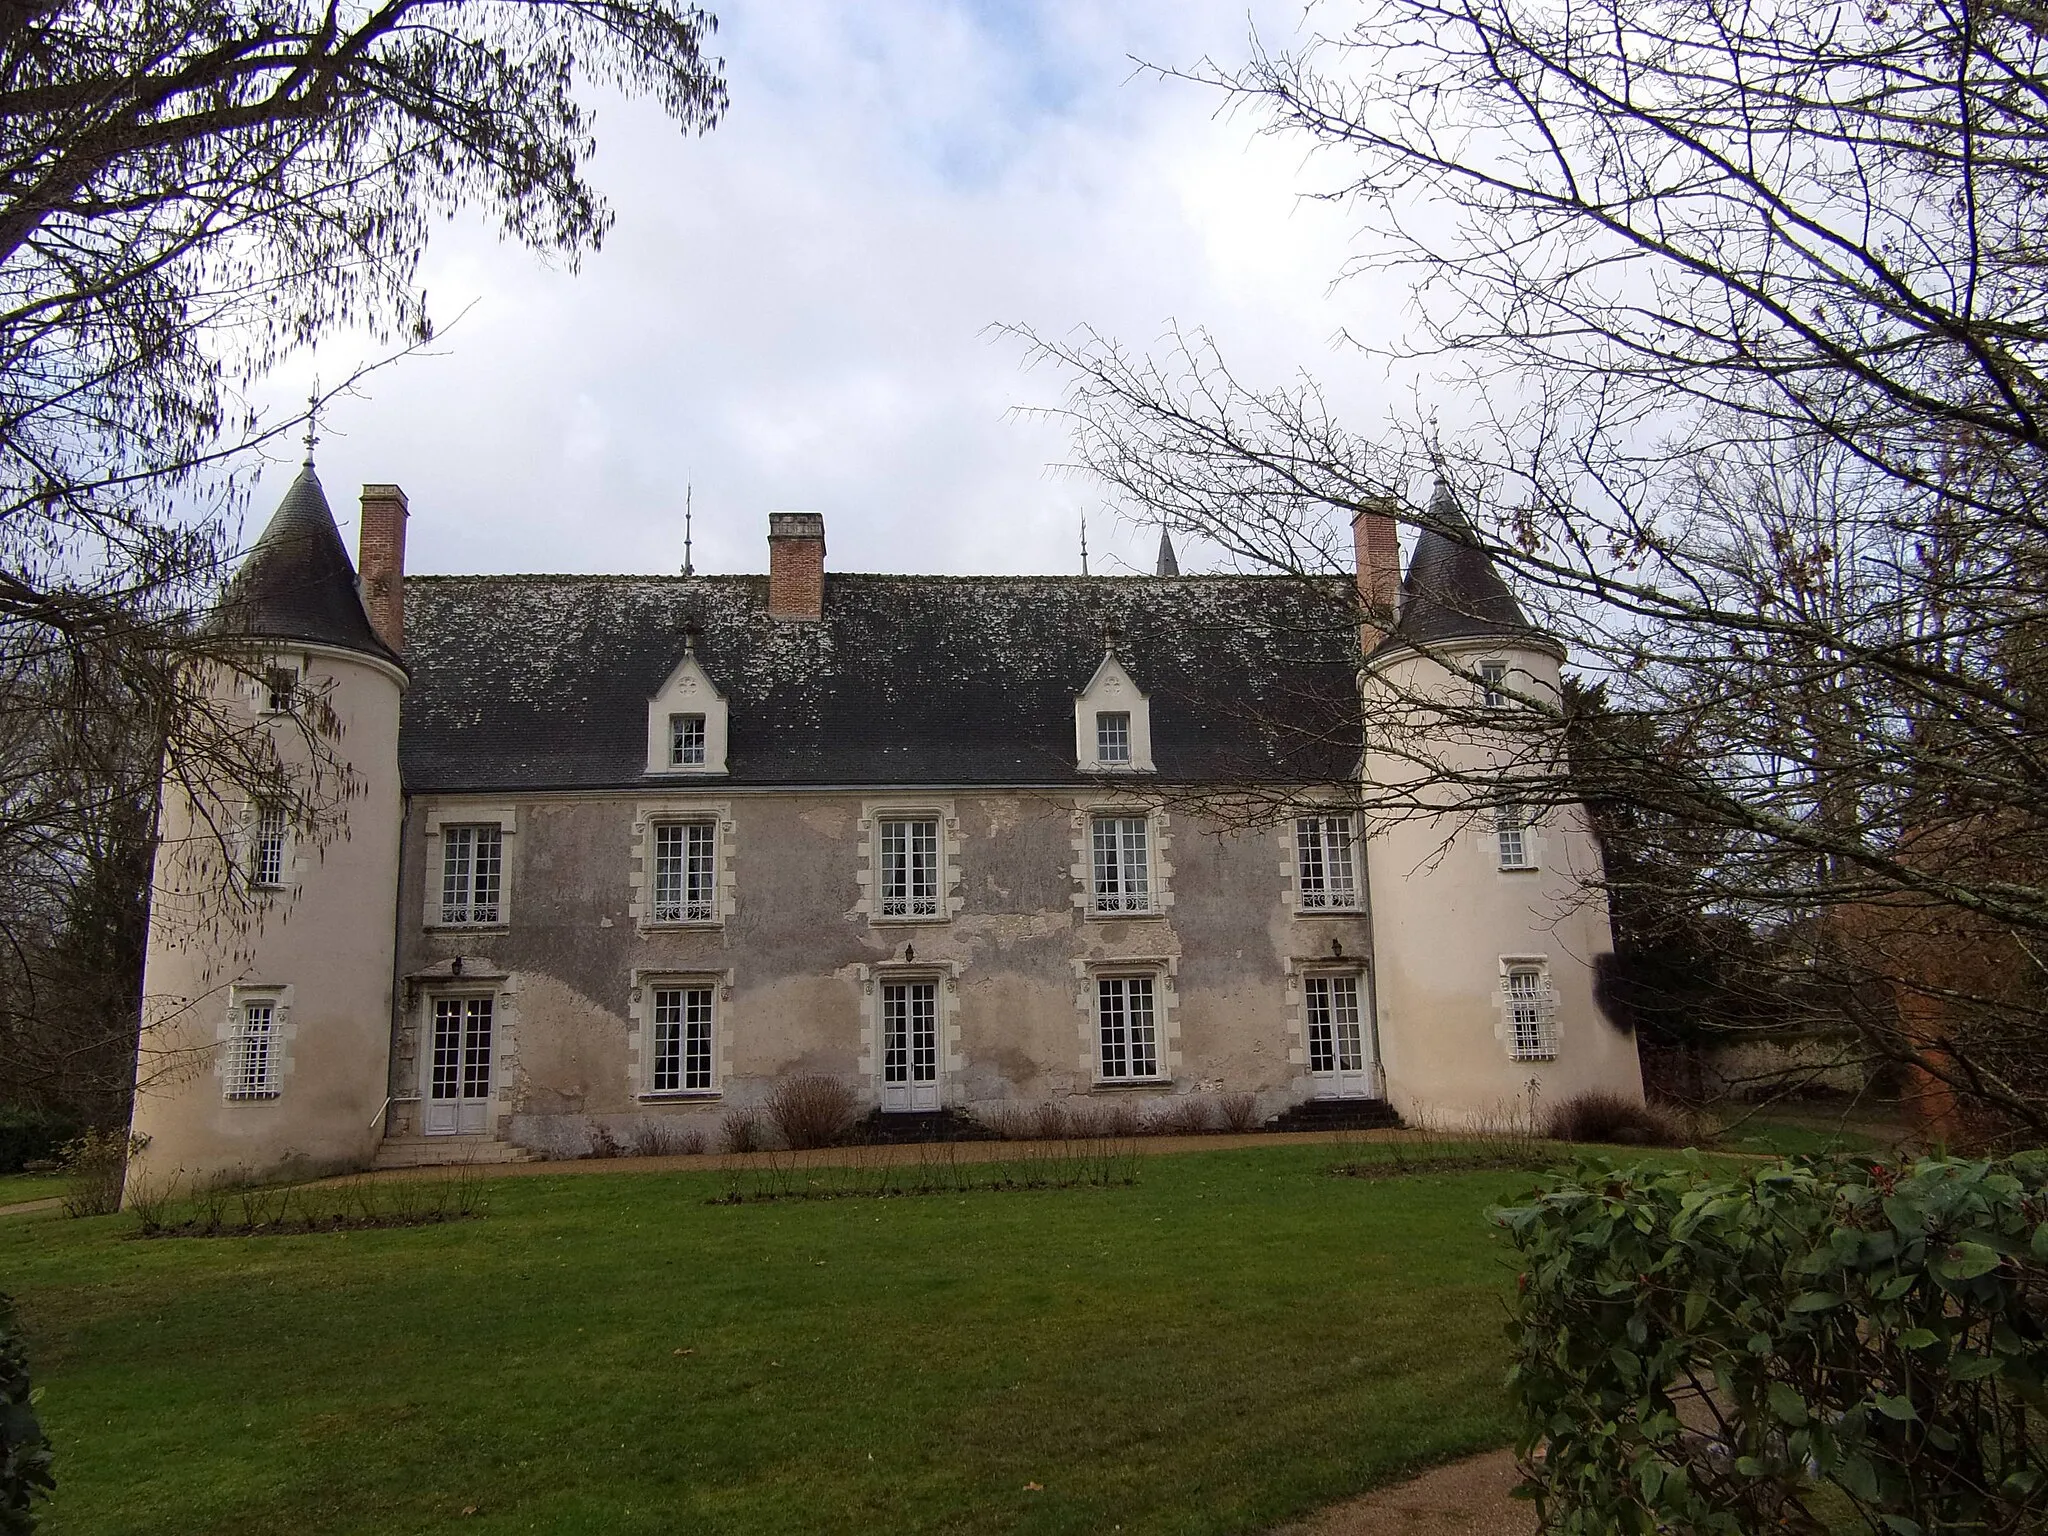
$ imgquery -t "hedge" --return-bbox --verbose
[1494,1154,2048,1535]
[0,1294,52,1534]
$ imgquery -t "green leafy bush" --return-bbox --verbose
[0,1293,54,1534]
[1494,1154,2048,1535]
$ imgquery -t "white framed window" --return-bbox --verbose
[264,666,298,713]
[650,985,716,1093]
[1091,814,1151,914]
[878,817,940,918]
[1096,974,1162,1081]
[1496,802,1534,870]
[1477,660,1507,708]
[669,713,707,768]
[225,998,282,1099]
[1506,965,1557,1060]
[440,824,504,925]
[1295,815,1359,910]
[252,804,288,889]
[652,820,718,923]
[1096,711,1131,765]
[1304,974,1367,1074]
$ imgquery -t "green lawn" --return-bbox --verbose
[4,1144,1532,1536]
[0,1172,63,1205]
[1711,1102,1912,1159]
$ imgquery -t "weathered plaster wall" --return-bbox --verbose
[393,788,1380,1152]
[1363,639,1645,1130]
[130,646,404,1193]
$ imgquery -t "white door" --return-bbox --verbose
[1305,974,1376,1099]
[425,996,494,1135]
[880,981,940,1112]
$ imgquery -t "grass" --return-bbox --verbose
[1710,1101,1912,1159]
[4,1143,1537,1536]
[0,1171,63,1205]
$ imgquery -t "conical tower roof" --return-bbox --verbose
[212,462,401,665]
[1155,527,1180,577]
[1372,480,1558,658]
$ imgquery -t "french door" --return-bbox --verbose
[1305,973,1377,1099]
[880,981,939,1112]
[425,995,494,1135]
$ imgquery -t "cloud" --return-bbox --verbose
[263,0,1406,581]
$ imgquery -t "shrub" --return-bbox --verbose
[1149,1098,1213,1136]
[1494,1154,2048,1536]
[584,1123,623,1159]
[1219,1092,1260,1134]
[1543,1089,1685,1147]
[1030,1101,1072,1141]
[764,1075,858,1150]
[719,1107,765,1154]
[0,1108,78,1176]
[57,1130,144,1217]
[629,1120,705,1158]
[977,1105,1031,1141]
[0,1292,54,1533]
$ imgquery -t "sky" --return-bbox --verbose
[263,1,1414,581]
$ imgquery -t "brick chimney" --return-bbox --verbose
[358,484,409,653]
[767,512,826,620]
[1352,495,1401,653]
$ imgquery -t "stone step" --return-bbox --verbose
[372,1136,534,1170]
[1264,1097,1402,1134]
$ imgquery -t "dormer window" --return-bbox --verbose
[1096,712,1131,765]
[646,643,728,776]
[1074,651,1154,772]
[670,713,707,768]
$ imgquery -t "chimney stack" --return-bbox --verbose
[358,484,409,653]
[767,512,826,620]
[1352,496,1401,653]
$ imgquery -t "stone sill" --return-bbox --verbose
[1090,1079,1174,1094]
[637,1091,723,1103]
[425,923,511,935]
[1084,909,1168,922]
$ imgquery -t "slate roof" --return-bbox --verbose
[213,464,402,667]
[399,573,1363,793]
[1372,482,1559,657]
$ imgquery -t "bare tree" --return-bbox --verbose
[1012,0,2048,1135]
[0,2,727,1118]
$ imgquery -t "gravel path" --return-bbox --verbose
[1274,1450,1533,1536]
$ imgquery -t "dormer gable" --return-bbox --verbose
[1074,650,1154,773]
[645,640,729,776]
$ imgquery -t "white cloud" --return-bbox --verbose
[264,0,1412,580]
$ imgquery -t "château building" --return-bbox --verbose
[128,462,1642,1184]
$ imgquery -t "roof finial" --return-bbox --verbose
[1080,510,1091,577]
[302,380,320,468]
[682,483,695,577]
[1101,616,1121,653]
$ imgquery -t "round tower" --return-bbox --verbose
[1361,483,1643,1130]
[128,461,408,1195]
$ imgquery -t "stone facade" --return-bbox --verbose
[389,790,1378,1155]
[126,466,1645,1188]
